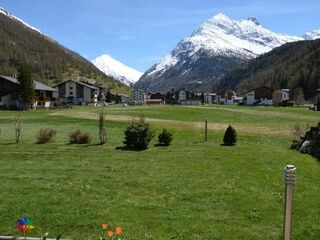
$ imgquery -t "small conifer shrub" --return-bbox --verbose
[158,128,173,146]
[123,115,155,150]
[223,125,237,146]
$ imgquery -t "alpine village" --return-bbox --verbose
[0,3,319,240]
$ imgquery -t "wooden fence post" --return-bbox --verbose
[205,118,208,142]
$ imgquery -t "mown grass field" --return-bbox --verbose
[0,105,319,240]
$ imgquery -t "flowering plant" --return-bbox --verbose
[101,223,125,240]
[16,217,35,240]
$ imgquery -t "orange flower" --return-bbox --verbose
[116,226,122,235]
[102,223,108,230]
[108,230,114,237]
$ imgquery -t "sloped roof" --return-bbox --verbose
[34,81,58,91]
[0,75,57,92]
[53,79,99,90]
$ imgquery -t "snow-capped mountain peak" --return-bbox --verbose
[247,17,260,26]
[0,7,43,35]
[92,54,143,86]
[145,14,302,77]
[136,13,320,92]
[190,13,302,57]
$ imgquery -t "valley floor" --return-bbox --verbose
[0,105,319,239]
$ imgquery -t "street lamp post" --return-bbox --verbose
[283,165,296,240]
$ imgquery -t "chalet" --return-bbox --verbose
[203,93,217,104]
[144,92,166,104]
[218,91,235,105]
[171,89,201,105]
[173,89,193,102]
[53,80,100,106]
[131,89,146,104]
[0,75,58,109]
[173,89,192,102]
[245,86,274,106]
[150,93,166,102]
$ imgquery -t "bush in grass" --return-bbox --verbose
[69,130,92,144]
[123,115,155,150]
[223,125,237,146]
[69,130,81,144]
[158,128,173,146]
[37,128,56,144]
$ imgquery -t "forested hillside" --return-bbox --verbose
[0,12,130,92]
[214,39,320,100]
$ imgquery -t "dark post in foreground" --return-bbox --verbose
[283,165,296,240]
[205,118,208,142]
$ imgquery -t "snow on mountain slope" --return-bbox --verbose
[137,13,320,92]
[146,13,303,77]
[303,30,320,40]
[0,7,43,34]
[92,54,143,86]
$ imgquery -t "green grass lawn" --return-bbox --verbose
[0,105,319,239]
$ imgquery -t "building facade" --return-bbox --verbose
[245,86,274,106]
[53,80,100,106]
[218,91,235,105]
[131,89,146,104]
[0,75,58,109]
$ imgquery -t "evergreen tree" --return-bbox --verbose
[158,128,173,146]
[123,115,155,150]
[223,125,237,146]
[17,65,35,110]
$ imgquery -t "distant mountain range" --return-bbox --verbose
[0,7,130,93]
[136,13,320,93]
[92,54,143,86]
[214,39,320,100]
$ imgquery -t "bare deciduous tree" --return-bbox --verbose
[292,87,305,106]
[13,115,23,143]
[272,90,282,106]
[99,109,107,144]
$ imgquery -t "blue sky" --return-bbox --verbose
[0,0,320,72]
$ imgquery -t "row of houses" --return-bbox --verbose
[0,76,131,109]
[1,74,318,109]
[131,89,202,105]
[131,86,292,106]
